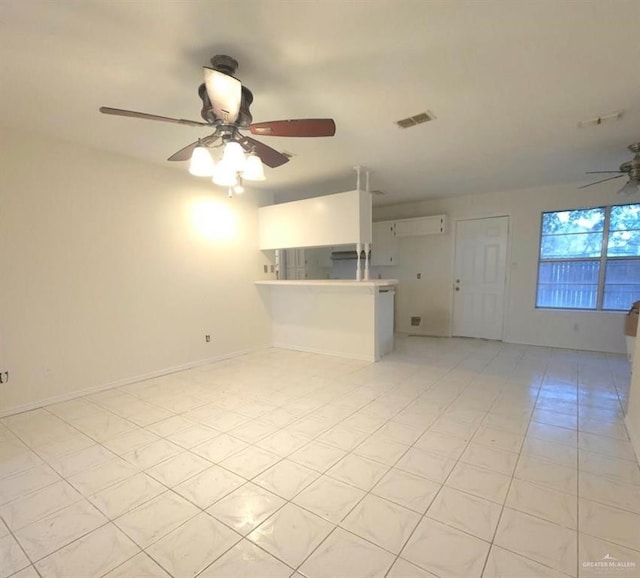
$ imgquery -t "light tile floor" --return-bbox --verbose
[1,336,639,578]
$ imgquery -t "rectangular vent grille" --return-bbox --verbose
[396,111,435,128]
[410,316,422,327]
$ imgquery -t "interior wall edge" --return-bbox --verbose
[0,345,272,419]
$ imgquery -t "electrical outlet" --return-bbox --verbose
[0,371,8,384]
[417,273,422,279]
[263,265,268,273]
[205,335,211,343]
[270,265,275,273]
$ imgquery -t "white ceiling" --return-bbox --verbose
[1,0,639,205]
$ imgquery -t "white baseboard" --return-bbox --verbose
[272,343,375,362]
[0,346,269,418]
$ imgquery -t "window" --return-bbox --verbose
[536,203,640,311]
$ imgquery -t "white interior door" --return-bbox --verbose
[452,216,508,340]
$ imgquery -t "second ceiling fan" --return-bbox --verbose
[99,54,336,171]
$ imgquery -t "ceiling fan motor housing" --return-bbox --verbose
[198,54,254,127]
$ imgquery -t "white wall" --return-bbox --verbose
[0,128,274,414]
[374,182,630,353]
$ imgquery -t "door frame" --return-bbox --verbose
[450,214,512,340]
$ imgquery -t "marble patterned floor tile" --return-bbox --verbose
[459,442,518,476]
[173,464,244,509]
[88,472,165,519]
[103,552,170,578]
[253,459,319,500]
[122,439,183,470]
[515,456,578,495]
[578,534,640,578]
[101,428,160,456]
[326,453,389,491]
[578,451,640,486]
[483,544,570,578]
[402,517,491,578]
[386,557,438,577]
[44,444,116,478]
[426,486,502,542]
[255,430,311,457]
[198,539,293,577]
[317,425,370,451]
[114,491,199,548]
[371,467,441,513]
[293,475,365,523]
[414,431,470,460]
[229,421,279,444]
[247,503,334,568]
[578,432,637,462]
[5,565,40,578]
[191,433,249,463]
[0,464,61,505]
[521,437,578,468]
[472,425,525,453]
[66,457,139,496]
[207,482,286,535]
[145,415,195,437]
[445,462,511,505]
[220,446,282,479]
[34,523,139,578]
[299,527,395,578]
[506,478,577,529]
[0,480,82,531]
[14,499,107,561]
[146,512,241,577]
[0,534,31,578]
[289,441,347,473]
[164,423,219,449]
[579,498,640,552]
[395,447,457,484]
[341,494,420,553]
[578,472,640,514]
[353,437,409,466]
[494,508,577,576]
[145,450,211,487]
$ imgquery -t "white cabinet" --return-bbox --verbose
[395,215,447,237]
[372,221,398,266]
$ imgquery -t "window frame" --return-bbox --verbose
[536,202,640,312]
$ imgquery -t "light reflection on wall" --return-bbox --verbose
[190,197,238,242]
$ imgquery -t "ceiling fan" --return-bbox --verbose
[99,54,336,171]
[579,142,640,196]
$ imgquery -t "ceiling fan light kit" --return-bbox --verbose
[100,54,335,196]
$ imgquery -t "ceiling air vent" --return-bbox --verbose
[396,111,435,129]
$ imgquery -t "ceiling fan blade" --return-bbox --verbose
[167,141,200,162]
[585,171,624,174]
[238,136,290,168]
[99,107,209,128]
[203,68,242,124]
[249,119,336,137]
[578,174,625,189]
[167,133,220,161]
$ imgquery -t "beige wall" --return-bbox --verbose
[626,327,640,462]
[374,181,630,353]
[0,128,274,414]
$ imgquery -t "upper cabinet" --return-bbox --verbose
[259,190,372,250]
[395,215,447,237]
[372,221,398,266]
